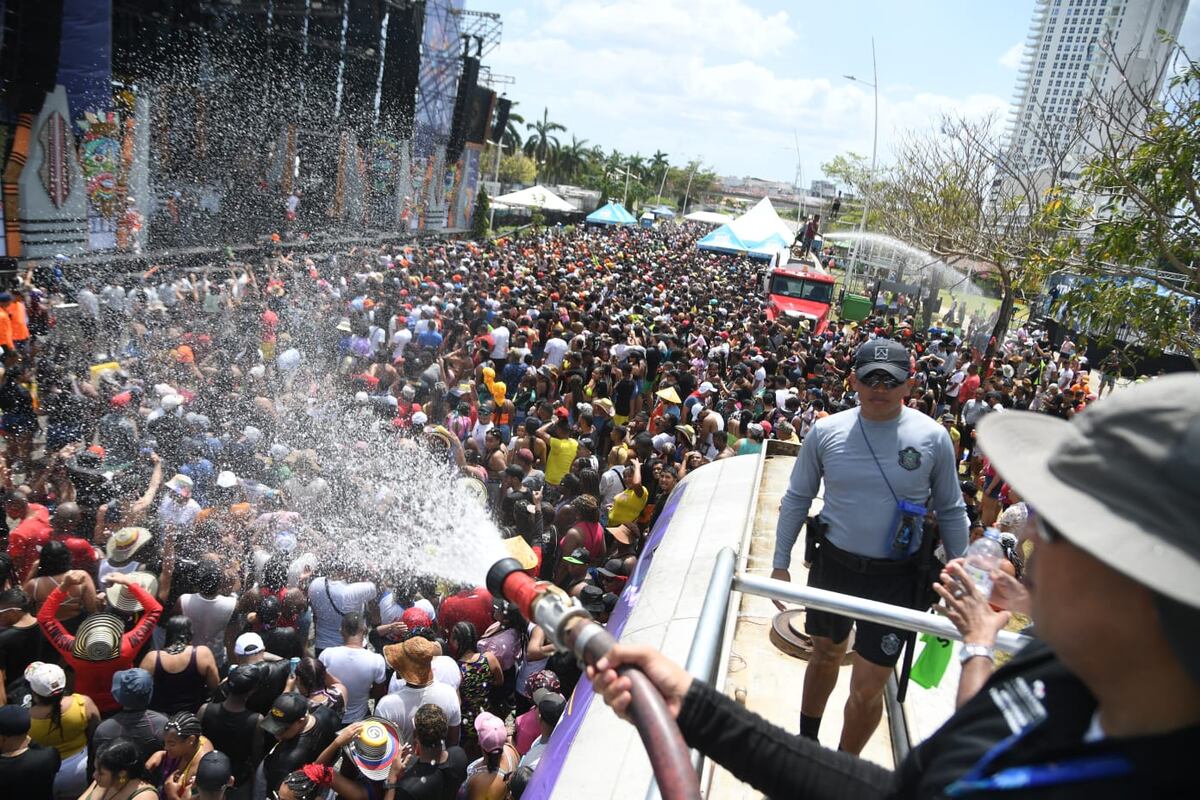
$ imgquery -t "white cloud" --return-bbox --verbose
[488,0,1010,182]
[999,41,1025,69]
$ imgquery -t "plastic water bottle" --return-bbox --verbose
[963,528,1004,600]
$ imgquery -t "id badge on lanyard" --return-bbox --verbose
[889,498,927,553]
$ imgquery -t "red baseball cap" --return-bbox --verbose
[401,607,432,630]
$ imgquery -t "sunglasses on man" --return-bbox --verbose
[858,370,906,390]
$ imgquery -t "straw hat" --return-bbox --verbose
[106,527,151,566]
[73,613,125,661]
[383,637,440,686]
[345,717,400,781]
[105,572,159,613]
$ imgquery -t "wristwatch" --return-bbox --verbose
[959,642,995,664]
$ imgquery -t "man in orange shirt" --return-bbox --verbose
[3,290,30,354]
[0,300,13,353]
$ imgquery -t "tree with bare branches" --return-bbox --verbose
[871,110,1083,362]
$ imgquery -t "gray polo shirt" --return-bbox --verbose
[774,406,969,567]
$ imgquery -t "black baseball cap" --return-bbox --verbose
[0,704,30,736]
[854,339,911,382]
[597,559,626,579]
[533,688,566,726]
[261,692,308,737]
[194,751,233,792]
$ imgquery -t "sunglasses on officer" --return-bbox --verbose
[858,370,906,390]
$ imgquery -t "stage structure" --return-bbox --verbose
[0,0,503,260]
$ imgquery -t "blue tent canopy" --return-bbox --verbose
[695,197,794,261]
[647,205,676,218]
[696,224,753,255]
[586,202,638,226]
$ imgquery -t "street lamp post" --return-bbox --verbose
[843,36,879,297]
[682,159,699,216]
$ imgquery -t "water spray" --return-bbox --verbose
[486,558,701,800]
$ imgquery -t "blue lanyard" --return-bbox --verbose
[944,720,1134,796]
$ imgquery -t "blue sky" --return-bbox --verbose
[481,0,1200,184]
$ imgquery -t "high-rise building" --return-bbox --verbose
[1004,0,1188,169]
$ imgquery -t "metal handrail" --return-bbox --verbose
[659,546,1031,796]
[732,573,1031,653]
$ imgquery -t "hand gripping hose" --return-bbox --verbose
[487,558,701,800]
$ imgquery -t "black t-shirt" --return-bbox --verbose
[0,740,60,800]
[394,747,469,800]
[248,659,292,716]
[898,640,1200,797]
[200,702,264,786]
[211,659,292,716]
[262,704,338,798]
[0,622,54,701]
[612,379,636,416]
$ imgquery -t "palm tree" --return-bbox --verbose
[558,135,590,183]
[524,107,566,179]
[502,103,525,152]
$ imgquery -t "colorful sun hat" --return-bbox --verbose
[73,613,125,661]
[345,717,400,781]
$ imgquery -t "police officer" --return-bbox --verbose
[772,338,969,754]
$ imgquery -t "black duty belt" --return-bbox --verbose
[819,538,921,577]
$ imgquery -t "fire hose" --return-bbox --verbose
[487,558,701,800]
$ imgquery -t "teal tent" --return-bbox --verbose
[586,202,638,226]
[695,224,753,255]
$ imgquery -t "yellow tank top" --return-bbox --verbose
[545,437,579,486]
[608,486,648,526]
[29,693,89,758]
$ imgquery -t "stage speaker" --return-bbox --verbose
[465,87,495,145]
[446,55,479,164]
[490,96,511,143]
[0,0,65,113]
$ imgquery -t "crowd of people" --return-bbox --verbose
[0,220,1138,799]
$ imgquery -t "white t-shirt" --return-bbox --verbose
[308,578,378,650]
[490,325,510,359]
[319,645,387,723]
[543,338,568,368]
[387,655,461,694]
[180,593,236,667]
[519,738,550,771]
[158,495,201,530]
[377,681,462,745]
[946,370,966,398]
[599,466,626,510]
[378,594,437,626]
[390,328,412,361]
[470,421,494,453]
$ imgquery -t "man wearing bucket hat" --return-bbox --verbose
[378,637,462,747]
[588,374,1200,798]
[37,570,162,713]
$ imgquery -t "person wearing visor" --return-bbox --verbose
[771,338,969,753]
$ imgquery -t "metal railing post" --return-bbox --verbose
[732,573,1030,653]
[646,547,738,800]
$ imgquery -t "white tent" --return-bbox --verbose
[725,197,794,260]
[683,210,734,226]
[492,184,577,212]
